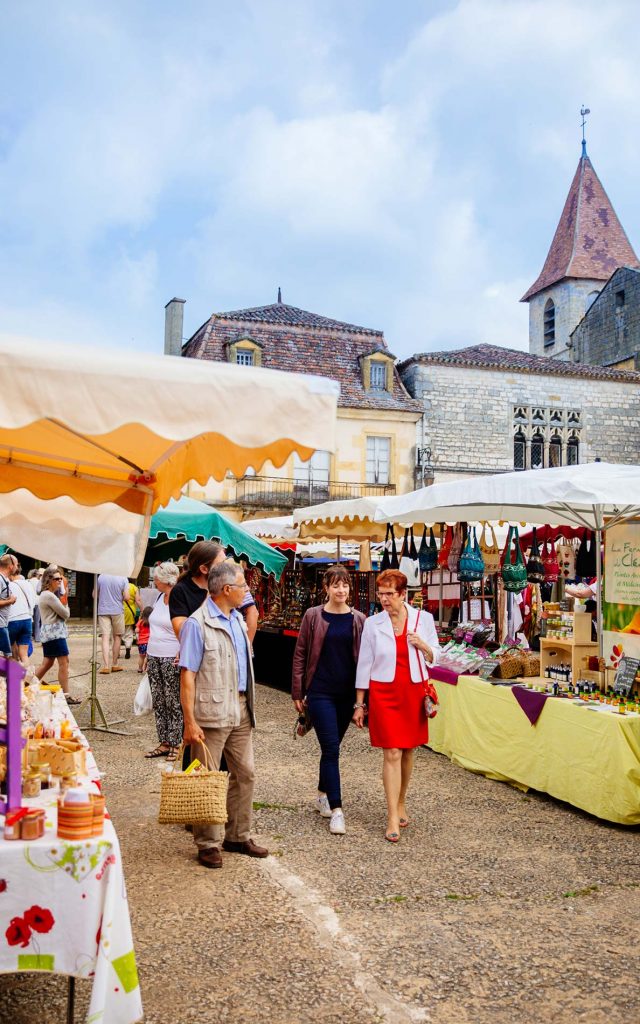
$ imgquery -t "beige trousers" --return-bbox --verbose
[192,697,255,851]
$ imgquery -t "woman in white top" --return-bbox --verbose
[8,565,36,666]
[144,562,182,762]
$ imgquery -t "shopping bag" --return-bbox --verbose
[133,672,153,716]
[399,527,421,586]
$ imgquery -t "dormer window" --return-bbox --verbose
[370,362,387,391]
[236,349,254,366]
[227,335,263,367]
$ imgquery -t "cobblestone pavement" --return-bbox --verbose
[1,632,639,1024]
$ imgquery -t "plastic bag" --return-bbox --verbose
[133,672,153,716]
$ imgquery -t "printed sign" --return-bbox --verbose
[613,656,640,696]
[605,524,640,606]
[478,657,500,681]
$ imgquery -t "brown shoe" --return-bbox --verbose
[222,838,268,858]
[197,848,222,869]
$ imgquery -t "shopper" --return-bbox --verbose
[291,565,366,836]
[170,541,258,640]
[8,561,36,666]
[179,561,268,869]
[0,554,17,659]
[36,567,80,703]
[96,573,129,673]
[135,606,151,672]
[27,568,43,642]
[145,563,182,761]
[354,569,440,843]
[122,580,141,660]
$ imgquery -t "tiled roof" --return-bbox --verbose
[521,152,639,302]
[211,302,383,336]
[399,343,640,383]
[183,304,421,414]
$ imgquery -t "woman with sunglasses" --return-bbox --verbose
[36,566,80,703]
[353,569,440,843]
[292,565,366,836]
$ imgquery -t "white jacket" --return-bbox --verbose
[355,603,440,689]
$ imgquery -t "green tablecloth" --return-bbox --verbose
[428,675,640,825]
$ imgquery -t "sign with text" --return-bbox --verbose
[605,524,640,606]
[478,657,500,681]
[613,657,640,696]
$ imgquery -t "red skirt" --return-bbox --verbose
[368,627,428,749]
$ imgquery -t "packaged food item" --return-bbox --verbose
[91,794,106,836]
[20,808,45,841]
[4,807,28,840]
[57,797,93,840]
[22,771,41,798]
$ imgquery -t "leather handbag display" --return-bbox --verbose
[381,524,400,571]
[556,541,576,582]
[399,527,421,586]
[458,526,485,582]
[447,522,464,573]
[438,524,454,569]
[575,529,597,579]
[526,527,546,584]
[501,526,528,592]
[541,537,560,582]
[418,526,438,572]
[479,524,501,574]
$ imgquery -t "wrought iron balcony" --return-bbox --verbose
[232,475,396,511]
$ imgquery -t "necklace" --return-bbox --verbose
[391,613,406,635]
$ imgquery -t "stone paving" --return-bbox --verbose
[1,630,639,1023]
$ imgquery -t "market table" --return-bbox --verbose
[428,675,640,825]
[0,696,143,1024]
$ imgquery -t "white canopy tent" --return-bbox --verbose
[376,462,640,654]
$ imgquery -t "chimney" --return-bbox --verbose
[164,298,186,356]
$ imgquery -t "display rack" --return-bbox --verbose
[539,611,597,684]
[0,656,25,814]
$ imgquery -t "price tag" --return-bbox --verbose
[478,657,500,681]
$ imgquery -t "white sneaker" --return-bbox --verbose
[315,793,332,818]
[329,809,346,835]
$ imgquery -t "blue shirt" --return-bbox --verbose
[179,598,248,693]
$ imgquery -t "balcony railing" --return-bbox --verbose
[232,476,396,510]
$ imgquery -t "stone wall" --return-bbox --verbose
[528,279,603,359]
[570,267,640,370]
[400,360,640,480]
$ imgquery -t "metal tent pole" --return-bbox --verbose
[77,574,129,735]
[595,507,604,660]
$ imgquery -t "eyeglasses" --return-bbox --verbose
[227,582,249,590]
[376,590,401,598]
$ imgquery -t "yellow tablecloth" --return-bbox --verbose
[428,675,640,825]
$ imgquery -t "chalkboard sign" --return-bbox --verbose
[613,656,640,696]
[478,657,500,681]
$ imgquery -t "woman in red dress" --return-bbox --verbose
[354,569,440,842]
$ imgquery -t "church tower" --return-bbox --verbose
[522,139,639,360]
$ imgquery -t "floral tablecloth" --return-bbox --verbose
[0,696,143,1023]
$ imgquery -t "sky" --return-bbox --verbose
[2,0,640,361]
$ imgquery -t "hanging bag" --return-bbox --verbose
[556,541,576,582]
[458,526,485,582]
[381,524,399,572]
[526,527,546,584]
[541,537,560,582]
[415,611,439,718]
[448,522,464,573]
[418,526,438,573]
[437,524,453,569]
[399,527,421,586]
[575,529,597,579]
[479,524,501,574]
[501,526,528,592]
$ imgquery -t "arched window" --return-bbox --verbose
[531,431,544,469]
[543,299,555,347]
[549,436,562,468]
[567,437,579,466]
[514,431,526,471]
[586,290,600,312]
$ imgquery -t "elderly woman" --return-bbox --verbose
[145,561,183,761]
[36,566,80,703]
[354,569,440,843]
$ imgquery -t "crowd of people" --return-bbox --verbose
[1,542,442,866]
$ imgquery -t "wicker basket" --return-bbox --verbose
[520,651,541,677]
[494,650,524,679]
[158,744,228,826]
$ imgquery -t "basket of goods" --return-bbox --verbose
[519,650,541,677]
[494,649,525,679]
[158,745,228,826]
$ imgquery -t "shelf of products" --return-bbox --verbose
[539,610,597,684]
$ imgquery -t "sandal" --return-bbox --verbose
[145,744,170,759]
[399,817,410,829]
[66,695,83,706]
[165,747,180,762]
[385,831,400,843]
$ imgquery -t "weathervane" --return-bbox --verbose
[580,105,590,155]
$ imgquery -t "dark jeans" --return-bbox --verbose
[306,691,354,810]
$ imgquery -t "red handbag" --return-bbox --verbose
[437,525,453,569]
[415,612,439,718]
[541,538,560,583]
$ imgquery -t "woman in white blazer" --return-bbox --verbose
[354,569,440,843]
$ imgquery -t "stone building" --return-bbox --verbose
[398,344,640,483]
[522,144,639,360]
[570,266,640,371]
[167,294,421,516]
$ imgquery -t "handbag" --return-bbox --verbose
[399,527,421,586]
[501,526,528,592]
[414,611,439,718]
[437,525,453,569]
[556,542,576,582]
[479,524,501,574]
[294,703,314,739]
[418,526,438,572]
[575,529,597,579]
[158,743,229,825]
[458,527,485,582]
[447,523,465,573]
[380,524,399,571]
[526,527,546,584]
[541,537,560,583]
[133,672,153,716]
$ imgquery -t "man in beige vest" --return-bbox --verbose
[179,560,268,869]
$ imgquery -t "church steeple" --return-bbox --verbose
[522,139,639,358]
